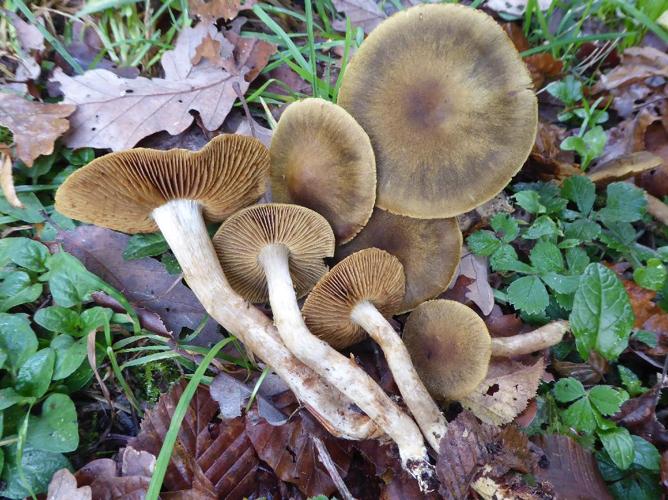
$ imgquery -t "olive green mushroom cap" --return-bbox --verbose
[337,4,537,218]
[403,300,491,401]
[336,208,462,313]
[302,248,405,349]
[55,134,269,233]
[270,98,376,244]
[213,203,335,303]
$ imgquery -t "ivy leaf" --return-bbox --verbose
[553,377,585,403]
[15,348,55,398]
[26,394,79,453]
[561,175,595,215]
[562,397,597,433]
[599,427,635,471]
[523,215,559,240]
[633,258,667,291]
[589,386,627,416]
[530,240,564,273]
[123,233,169,260]
[570,263,635,361]
[490,213,519,243]
[599,182,647,224]
[507,276,549,315]
[467,230,501,257]
[514,190,546,214]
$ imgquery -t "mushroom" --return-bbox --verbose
[337,4,537,219]
[302,248,447,450]
[213,203,435,488]
[403,300,568,401]
[270,98,376,244]
[55,135,379,441]
[337,207,462,313]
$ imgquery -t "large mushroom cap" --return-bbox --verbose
[336,208,462,313]
[213,203,335,303]
[270,98,376,244]
[403,299,491,401]
[55,135,269,233]
[302,248,405,349]
[337,4,537,218]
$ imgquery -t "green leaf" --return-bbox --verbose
[51,335,87,380]
[514,190,546,214]
[0,192,46,224]
[632,436,660,471]
[570,263,635,360]
[582,126,607,164]
[15,348,55,398]
[553,377,585,403]
[467,231,501,256]
[80,307,113,334]
[561,176,595,215]
[0,238,49,272]
[507,276,549,315]
[541,272,581,294]
[546,75,583,104]
[530,240,564,273]
[0,313,37,371]
[560,135,586,156]
[523,215,559,240]
[161,252,181,275]
[562,397,597,433]
[599,182,647,223]
[490,213,519,243]
[566,247,590,274]
[26,394,79,453]
[34,306,81,336]
[633,258,667,291]
[589,386,627,415]
[632,330,657,348]
[563,219,601,242]
[600,221,636,253]
[0,445,70,499]
[0,388,29,411]
[618,365,647,397]
[42,253,102,307]
[123,233,169,260]
[490,244,534,273]
[0,272,42,312]
[599,427,635,470]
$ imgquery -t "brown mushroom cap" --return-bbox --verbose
[213,203,335,303]
[55,135,269,233]
[302,248,405,349]
[336,207,462,313]
[270,98,376,244]
[337,4,537,218]
[403,299,491,401]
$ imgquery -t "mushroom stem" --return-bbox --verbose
[491,320,569,357]
[350,300,447,451]
[151,200,379,441]
[257,243,435,489]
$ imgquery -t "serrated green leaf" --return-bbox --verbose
[542,272,581,294]
[530,240,564,273]
[570,263,635,361]
[599,182,647,223]
[553,377,585,402]
[561,176,596,215]
[566,247,590,274]
[27,394,79,452]
[563,219,601,242]
[467,231,501,257]
[507,276,549,315]
[589,386,627,415]
[514,190,546,214]
[562,397,597,433]
[633,258,667,291]
[123,233,169,260]
[490,213,519,243]
[489,245,535,274]
[15,348,55,398]
[523,215,559,240]
[631,436,660,471]
[599,427,635,470]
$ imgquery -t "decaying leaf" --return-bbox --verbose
[331,0,386,33]
[189,0,257,21]
[460,358,545,425]
[457,193,514,233]
[47,469,92,500]
[503,23,562,89]
[0,149,22,209]
[52,22,274,150]
[613,379,668,447]
[0,91,75,166]
[587,151,663,183]
[621,276,668,356]
[3,9,44,82]
[527,121,581,180]
[455,250,495,316]
[532,434,612,500]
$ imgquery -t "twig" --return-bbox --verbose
[312,435,355,500]
[233,81,257,138]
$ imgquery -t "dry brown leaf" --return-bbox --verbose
[486,0,552,16]
[331,0,386,33]
[0,150,22,208]
[502,24,562,89]
[47,469,92,500]
[460,358,545,425]
[456,249,495,316]
[189,0,256,21]
[3,9,44,82]
[594,46,668,96]
[613,380,668,448]
[526,121,581,180]
[587,151,662,183]
[52,22,273,151]
[0,91,75,166]
[191,34,225,67]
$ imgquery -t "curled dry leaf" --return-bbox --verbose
[455,250,495,316]
[460,358,545,425]
[612,380,668,447]
[189,0,257,22]
[52,22,274,151]
[0,91,75,166]
[526,121,581,180]
[47,469,91,500]
[587,150,663,184]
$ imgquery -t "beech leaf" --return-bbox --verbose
[46,469,91,500]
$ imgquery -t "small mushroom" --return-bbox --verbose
[337,207,462,313]
[337,4,537,218]
[270,98,376,244]
[302,248,447,451]
[214,204,434,488]
[55,135,378,441]
[404,300,568,401]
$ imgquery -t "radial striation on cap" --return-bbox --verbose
[213,203,335,303]
[55,134,270,233]
[336,208,462,313]
[270,98,376,244]
[403,300,491,401]
[337,4,538,218]
[303,248,405,349]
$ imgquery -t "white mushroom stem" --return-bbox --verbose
[491,320,569,358]
[257,243,435,490]
[152,200,379,441]
[350,300,447,451]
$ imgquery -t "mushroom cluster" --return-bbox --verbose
[54,3,569,491]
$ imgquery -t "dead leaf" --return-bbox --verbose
[594,46,668,98]
[3,9,44,82]
[613,380,668,447]
[526,121,581,180]
[189,0,257,21]
[460,358,545,425]
[532,434,612,500]
[661,450,668,490]
[56,225,219,345]
[191,34,225,67]
[47,469,92,500]
[503,24,562,89]
[456,250,495,316]
[457,193,514,234]
[587,151,663,183]
[620,275,668,355]
[51,22,273,151]
[0,91,75,166]
[485,0,552,17]
[331,0,386,33]
[0,150,22,208]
